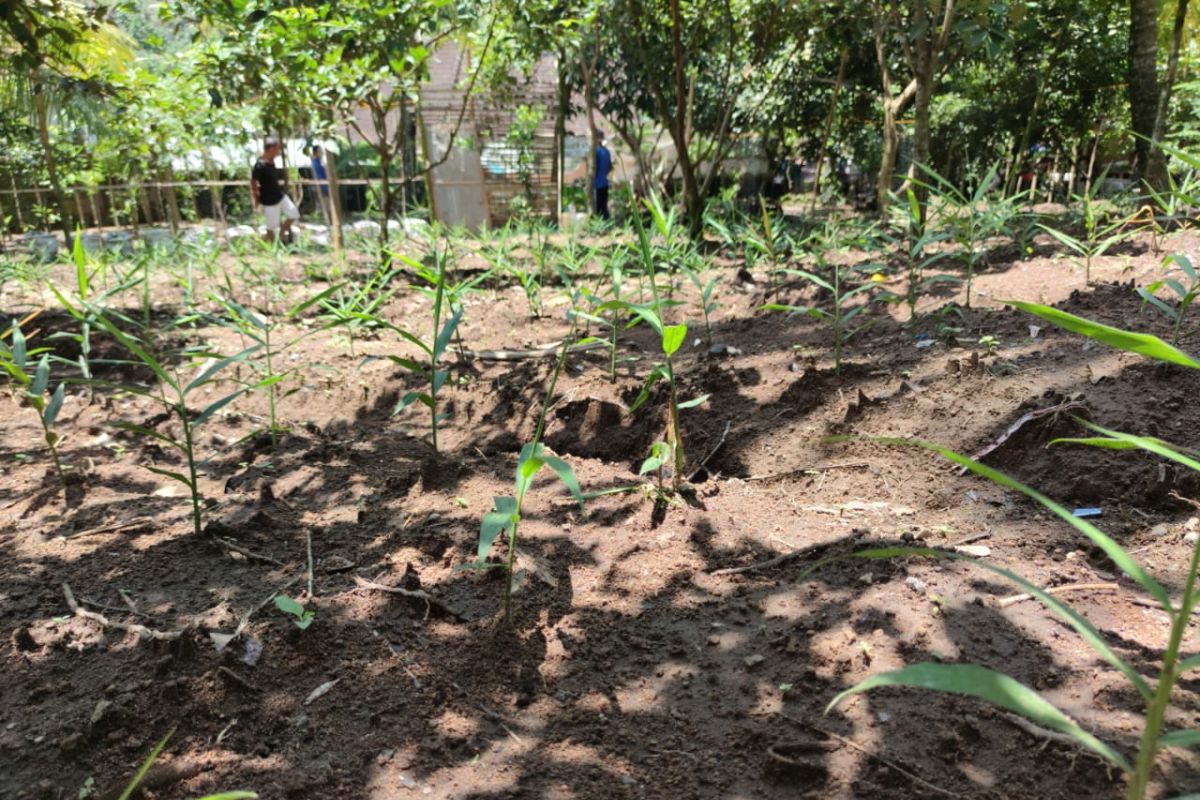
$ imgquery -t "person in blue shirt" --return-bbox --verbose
[310,144,332,224]
[594,133,613,220]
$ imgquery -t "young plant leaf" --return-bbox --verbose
[639,441,671,475]
[1004,299,1200,368]
[662,324,687,356]
[827,663,1130,770]
[117,728,176,800]
[837,436,1172,610]
[1160,729,1200,748]
[477,496,519,563]
[31,355,49,397]
[541,453,584,506]
[798,545,1151,700]
[43,383,65,428]
[274,595,305,617]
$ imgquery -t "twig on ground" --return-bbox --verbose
[239,575,303,632]
[352,575,433,620]
[948,531,991,547]
[96,759,205,800]
[449,680,523,744]
[687,419,731,481]
[1169,491,1200,511]
[218,665,260,692]
[63,517,155,538]
[214,537,283,566]
[306,529,314,600]
[117,589,141,616]
[998,582,1120,609]
[1001,712,1095,753]
[710,530,867,577]
[77,595,155,620]
[963,400,1087,471]
[63,582,183,641]
[744,461,871,482]
[781,713,965,799]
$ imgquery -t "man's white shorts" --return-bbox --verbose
[263,195,300,231]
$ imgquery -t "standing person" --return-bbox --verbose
[310,144,332,225]
[251,135,298,244]
[594,132,613,220]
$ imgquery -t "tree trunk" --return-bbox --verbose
[811,47,849,211]
[581,35,601,213]
[378,149,392,250]
[555,50,567,224]
[1147,0,1190,191]
[9,171,26,231]
[398,102,410,221]
[911,49,934,228]
[159,167,182,234]
[208,168,226,226]
[1006,77,1044,195]
[878,99,901,216]
[668,0,703,234]
[137,182,154,226]
[1128,0,1160,179]
[33,77,71,239]
[326,143,344,254]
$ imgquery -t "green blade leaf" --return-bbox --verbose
[193,793,259,800]
[1004,299,1200,368]
[662,324,687,356]
[1160,729,1200,748]
[32,355,49,397]
[288,282,347,319]
[1180,654,1200,672]
[783,268,835,292]
[639,441,671,475]
[11,320,27,366]
[850,436,1172,610]
[433,305,464,362]
[43,382,65,427]
[118,728,175,800]
[1036,225,1086,256]
[677,394,710,410]
[73,229,88,301]
[386,356,428,374]
[194,387,251,427]
[90,314,176,390]
[392,391,428,415]
[477,496,518,562]
[1137,288,1179,320]
[274,595,305,617]
[799,545,1151,701]
[144,465,193,486]
[186,346,263,394]
[827,663,1129,770]
[629,305,664,337]
[542,454,584,505]
[1070,419,1200,473]
[629,365,668,413]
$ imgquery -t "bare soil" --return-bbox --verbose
[2,226,1200,800]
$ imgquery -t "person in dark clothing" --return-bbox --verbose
[251,135,298,244]
[594,133,613,220]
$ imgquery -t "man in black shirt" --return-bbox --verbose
[251,136,299,244]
